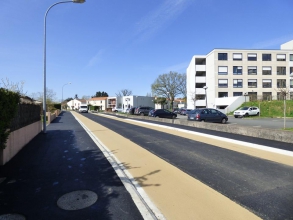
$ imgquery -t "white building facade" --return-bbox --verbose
[186,40,293,110]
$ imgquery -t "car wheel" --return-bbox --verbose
[234,116,238,118]
[256,112,259,116]
[245,113,249,117]
[155,116,159,118]
[172,115,176,119]
[140,112,144,116]
[221,118,227,124]
[200,120,205,122]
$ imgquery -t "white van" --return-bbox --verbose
[79,104,88,113]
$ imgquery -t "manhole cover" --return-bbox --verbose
[57,190,98,210]
[0,214,26,220]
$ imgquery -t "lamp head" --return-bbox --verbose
[203,86,208,90]
[73,0,85,3]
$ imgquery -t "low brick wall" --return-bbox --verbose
[46,109,61,124]
[0,120,42,165]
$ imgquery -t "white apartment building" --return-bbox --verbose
[186,40,293,111]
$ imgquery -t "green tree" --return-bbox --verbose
[94,91,109,97]
[151,71,186,109]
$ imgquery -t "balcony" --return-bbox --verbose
[195,65,206,71]
[195,76,206,83]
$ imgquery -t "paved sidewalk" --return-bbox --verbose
[0,111,145,220]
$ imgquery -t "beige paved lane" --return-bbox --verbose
[72,112,262,220]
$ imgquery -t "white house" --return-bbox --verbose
[67,99,87,110]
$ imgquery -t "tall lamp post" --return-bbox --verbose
[43,0,85,133]
[62,82,71,109]
[203,86,208,107]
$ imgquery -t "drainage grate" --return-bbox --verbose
[57,190,98,210]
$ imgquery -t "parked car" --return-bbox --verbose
[122,108,130,113]
[149,109,177,119]
[134,106,154,116]
[112,107,123,113]
[128,107,136,115]
[187,108,228,124]
[173,108,180,113]
[233,106,260,118]
[180,109,192,115]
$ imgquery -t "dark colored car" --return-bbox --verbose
[128,107,136,115]
[187,108,228,124]
[149,109,177,119]
[180,109,192,115]
[134,106,154,116]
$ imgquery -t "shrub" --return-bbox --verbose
[0,88,20,149]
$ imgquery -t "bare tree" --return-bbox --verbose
[151,71,186,109]
[116,89,132,97]
[1,78,26,95]
[30,88,57,104]
[189,91,197,108]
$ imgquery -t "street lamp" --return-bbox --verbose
[167,92,170,110]
[62,82,71,109]
[203,86,208,107]
[43,0,85,133]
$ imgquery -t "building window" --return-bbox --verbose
[233,53,242,61]
[277,66,286,75]
[248,53,257,61]
[218,92,228,97]
[277,79,286,88]
[290,78,293,88]
[248,79,257,88]
[262,79,272,88]
[277,92,287,100]
[262,66,272,75]
[233,66,242,75]
[290,54,293,61]
[218,53,228,60]
[277,54,286,61]
[233,79,243,88]
[248,66,257,75]
[233,92,243,96]
[218,66,228,75]
[196,94,205,100]
[218,79,228,88]
[291,67,293,74]
[262,54,271,61]
[263,92,272,101]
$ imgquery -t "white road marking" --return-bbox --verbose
[72,113,165,220]
[122,118,293,157]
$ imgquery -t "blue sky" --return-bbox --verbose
[1,0,293,101]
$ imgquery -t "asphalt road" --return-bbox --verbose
[80,112,293,220]
[176,114,293,129]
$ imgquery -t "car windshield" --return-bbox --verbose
[239,107,249,110]
[80,106,87,109]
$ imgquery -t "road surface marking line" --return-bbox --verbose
[72,113,165,220]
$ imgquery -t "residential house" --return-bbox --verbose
[67,99,87,110]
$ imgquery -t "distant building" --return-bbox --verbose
[67,98,87,110]
[116,96,155,109]
[186,40,293,111]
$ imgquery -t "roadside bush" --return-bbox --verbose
[0,88,20,149]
